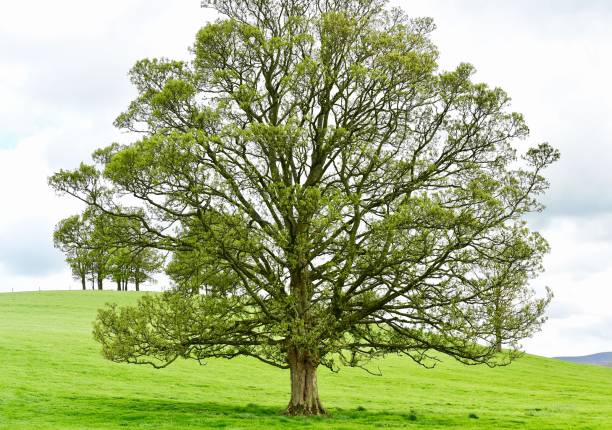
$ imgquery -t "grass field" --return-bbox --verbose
[1,291,611,429]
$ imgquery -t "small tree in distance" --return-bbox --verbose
[54,211,111,290]
[49,0,558,415]
[124,247,163,291]
[108,247,132,291]
[54,211,163,292]
[54,215,93,290]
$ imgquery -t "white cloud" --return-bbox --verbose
[0,1,215,290]
[0,134,81,278]
[399,0,612,218]
[522,216,612,355]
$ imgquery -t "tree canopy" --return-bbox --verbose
[49,0,558,415]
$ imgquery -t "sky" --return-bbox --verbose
[0,0,611,357]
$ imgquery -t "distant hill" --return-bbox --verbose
[555,352,612,367]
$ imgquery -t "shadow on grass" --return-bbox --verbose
[47,395,449,429]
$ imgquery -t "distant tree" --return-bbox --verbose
[138,251,162,291]
[53,215,93,290]
[98,215,164,292]
[108,247,132,291]
[126,247,163,291]
[54,210,146,291]
[49,0,558,415]
[85,211,114,290]
[90,251,110,291]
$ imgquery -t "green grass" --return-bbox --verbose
[1,291,611,429]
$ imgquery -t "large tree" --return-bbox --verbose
[49,0,558,415]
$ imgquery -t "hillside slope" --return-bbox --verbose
[1,291,611,429]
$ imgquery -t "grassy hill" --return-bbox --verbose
[1,292,611,429]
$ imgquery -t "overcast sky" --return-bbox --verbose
[1,0,611,357]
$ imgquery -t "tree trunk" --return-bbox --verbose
[495,327,502,353]
[495,320,502,352]
[97,276,103,291]
[81,275,86,291]
[117,280,121,291]
[135,280,140,292]
[285,347,325,416]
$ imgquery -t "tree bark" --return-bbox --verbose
[97,275,103,291]
[285,347,325,416]
[117,280,121,291]
[135,280,140,292]
[81,275,86,291]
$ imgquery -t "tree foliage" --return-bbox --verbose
[49,0,558,415]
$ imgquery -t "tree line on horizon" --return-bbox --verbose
[53,210,163,291]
